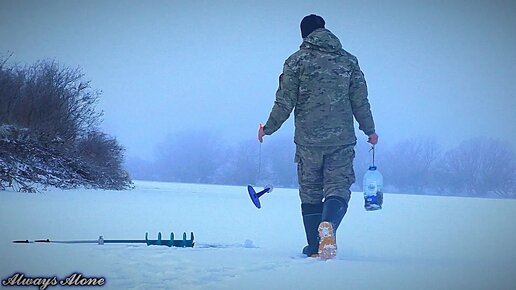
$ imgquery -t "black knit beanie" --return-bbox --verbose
[300,14,325,38]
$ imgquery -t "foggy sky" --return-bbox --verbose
[1,0,515,160]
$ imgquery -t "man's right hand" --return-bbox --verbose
[368,133,378,145]
[258,123,265,143]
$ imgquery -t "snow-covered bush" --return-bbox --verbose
[0,56,132,192]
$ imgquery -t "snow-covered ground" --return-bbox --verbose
[1,181,515,290]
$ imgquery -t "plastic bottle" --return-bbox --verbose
[363,166,383,211]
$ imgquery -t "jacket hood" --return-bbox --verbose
[300,28,343,54]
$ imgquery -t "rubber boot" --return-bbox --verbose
[301,203,323,257]
[318,196,348,259]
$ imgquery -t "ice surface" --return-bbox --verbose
[1,181,515,289]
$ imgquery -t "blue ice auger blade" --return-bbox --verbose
[248,185,261,208]
[145,232,151,246]
[190,232,195,247]
[173,232,187,247]
[247,185,273,208]
[171,232,195,247]
[168,232,174,247]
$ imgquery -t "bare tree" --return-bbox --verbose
[125,156,157,181]
[262,136,297,188]
[438,137,515,197]
[0,54,24,125]
[218,139,260,186]
[381,137,442,193]
[2,59,101,142]
[73,130,131,189]
[155,130,227,184]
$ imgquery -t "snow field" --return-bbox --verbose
[1,181,515,290]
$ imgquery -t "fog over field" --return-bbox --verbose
[1,1,515,196]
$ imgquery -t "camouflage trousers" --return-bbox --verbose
[295,144,356,205]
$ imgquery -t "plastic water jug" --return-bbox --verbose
[363,166,383,211]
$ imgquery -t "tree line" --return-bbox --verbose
[128,132,515,199]
[5,55,511,198]
[0,55,132,192]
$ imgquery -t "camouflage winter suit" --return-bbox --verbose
[263,28,375,205]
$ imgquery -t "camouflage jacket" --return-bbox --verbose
[263,28,375,146]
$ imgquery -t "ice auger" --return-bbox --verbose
[13,232,195,248]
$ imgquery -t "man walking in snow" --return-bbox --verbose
[258,14,378,259]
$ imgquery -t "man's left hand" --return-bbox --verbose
[368,133,378,145]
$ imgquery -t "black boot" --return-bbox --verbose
[301,203,322,257]
[318,196,348,259]
[321,196,348,238]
